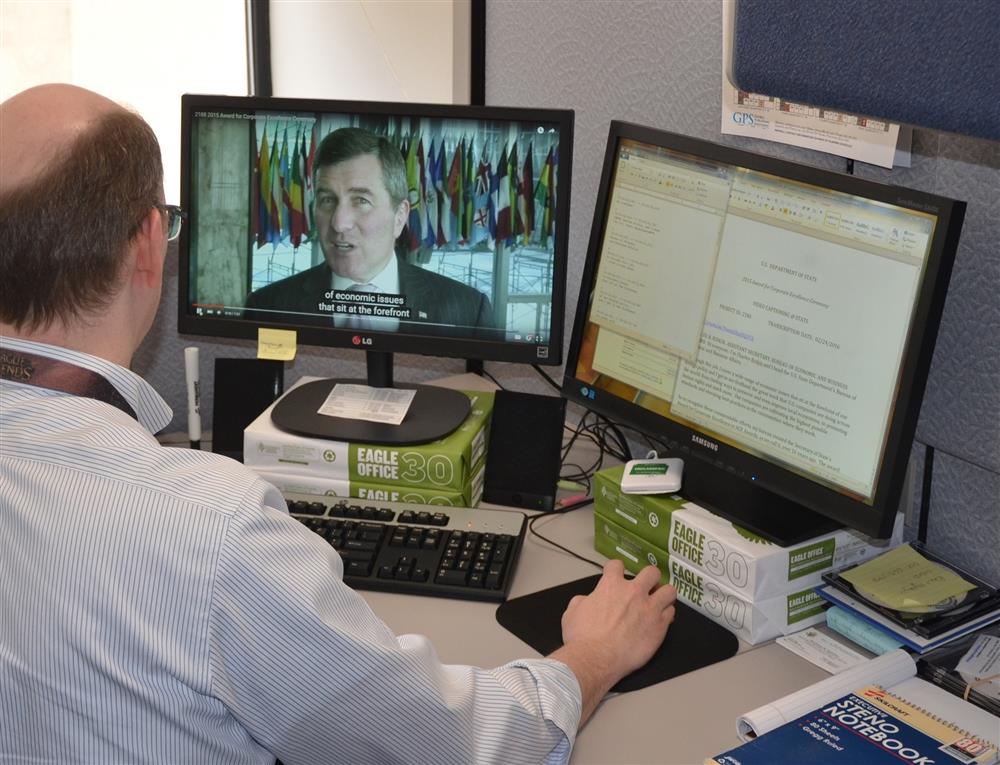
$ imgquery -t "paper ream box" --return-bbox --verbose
[244,378,492,492]
[667,556,827,644]
[593,514,669,585]
[595,465,903,600]
[593,465,685,549]
[666,503,903,601]
[251,459,486,508]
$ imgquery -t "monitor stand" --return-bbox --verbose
[269,351,471,445]
[677,456,843,547]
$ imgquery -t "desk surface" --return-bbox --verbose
[176,372,833,764]
[362,508,830,764]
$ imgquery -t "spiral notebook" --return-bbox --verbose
[720,649,999,765]
[711,681,998,764]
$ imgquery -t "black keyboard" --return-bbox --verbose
[284,492,527,602]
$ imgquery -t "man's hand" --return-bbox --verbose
[549,560,677,726]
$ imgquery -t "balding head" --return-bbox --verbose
[0,84,123,196]
[0,83,164,333]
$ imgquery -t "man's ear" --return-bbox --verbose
[131,206,167,288]
[394,198,411,237]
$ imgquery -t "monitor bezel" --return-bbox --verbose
[177,93,574,367]
[562,120,965,540]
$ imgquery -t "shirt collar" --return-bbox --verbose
[0,336,173,434]
[330,255,400,294]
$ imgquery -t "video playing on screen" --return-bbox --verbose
[183,103,565,356]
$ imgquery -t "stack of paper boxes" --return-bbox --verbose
[244,378,493,507]
[593,465,903,644]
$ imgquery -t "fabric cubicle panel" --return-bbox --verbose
[731,0,1000,142]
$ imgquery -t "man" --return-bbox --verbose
[0,85,677,763]
[246,126,494,336]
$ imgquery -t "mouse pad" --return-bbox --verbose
[496,574,739,693]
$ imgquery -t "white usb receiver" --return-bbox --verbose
[620,457,684,494]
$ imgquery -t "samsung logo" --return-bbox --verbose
[691,434,718,452]
[897,198,937,213]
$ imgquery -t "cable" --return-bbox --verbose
[479,365,504,389]
[526,499,605,570]
[531,364,562,392]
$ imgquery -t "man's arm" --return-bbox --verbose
[549,560,677,726]
[209,490,583,765]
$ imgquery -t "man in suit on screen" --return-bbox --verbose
[245,127,496,336]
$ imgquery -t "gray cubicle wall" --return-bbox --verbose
[137,0,997,583]
[483,0,999,582]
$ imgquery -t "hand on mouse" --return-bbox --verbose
[548,559,677,726]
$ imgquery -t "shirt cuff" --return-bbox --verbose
[501,657,583,757]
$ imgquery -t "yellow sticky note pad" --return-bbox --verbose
[841,543,976,612]
[257,328,297,361]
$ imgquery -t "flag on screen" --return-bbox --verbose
[436,141,450,246]
[287,127,307,248]
[305,122,317,238]
[495,143,511,245]
[471,142,493,247]
[447,138,465,245]
[406,133,422,252]
[520,141,534,243]
[423,139,438,248]
[462,138,475,243]
[279,128,291,240]
[253,127,267,247]
[509,142,522,243]
[268,127,285,244]
[534,145,554,247]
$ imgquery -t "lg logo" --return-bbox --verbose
[351,335,373,346]
[732,112,755,126]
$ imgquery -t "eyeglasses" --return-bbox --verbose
[156,204,187,241]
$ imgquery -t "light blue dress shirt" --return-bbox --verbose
[0,337,581,764]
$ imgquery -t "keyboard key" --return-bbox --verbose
[343,539,377,552]
[338,549,374,564]
[436,569,469,586]
[347,559,373,577]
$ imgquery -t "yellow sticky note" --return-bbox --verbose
[257,328,297,361]
[840,543,976,612]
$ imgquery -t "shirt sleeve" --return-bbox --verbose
[206,483,583,765]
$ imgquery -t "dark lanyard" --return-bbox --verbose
[0,348,138,421]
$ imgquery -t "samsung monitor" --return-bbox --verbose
[563,121,965,543]
[179,94,572,444]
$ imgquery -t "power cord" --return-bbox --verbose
[527,498,605,571]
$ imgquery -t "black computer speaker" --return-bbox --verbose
[211,357,285,461]
[483,390,566,511]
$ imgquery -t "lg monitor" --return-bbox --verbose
[562,121,965,543]
[178,94,572,444]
